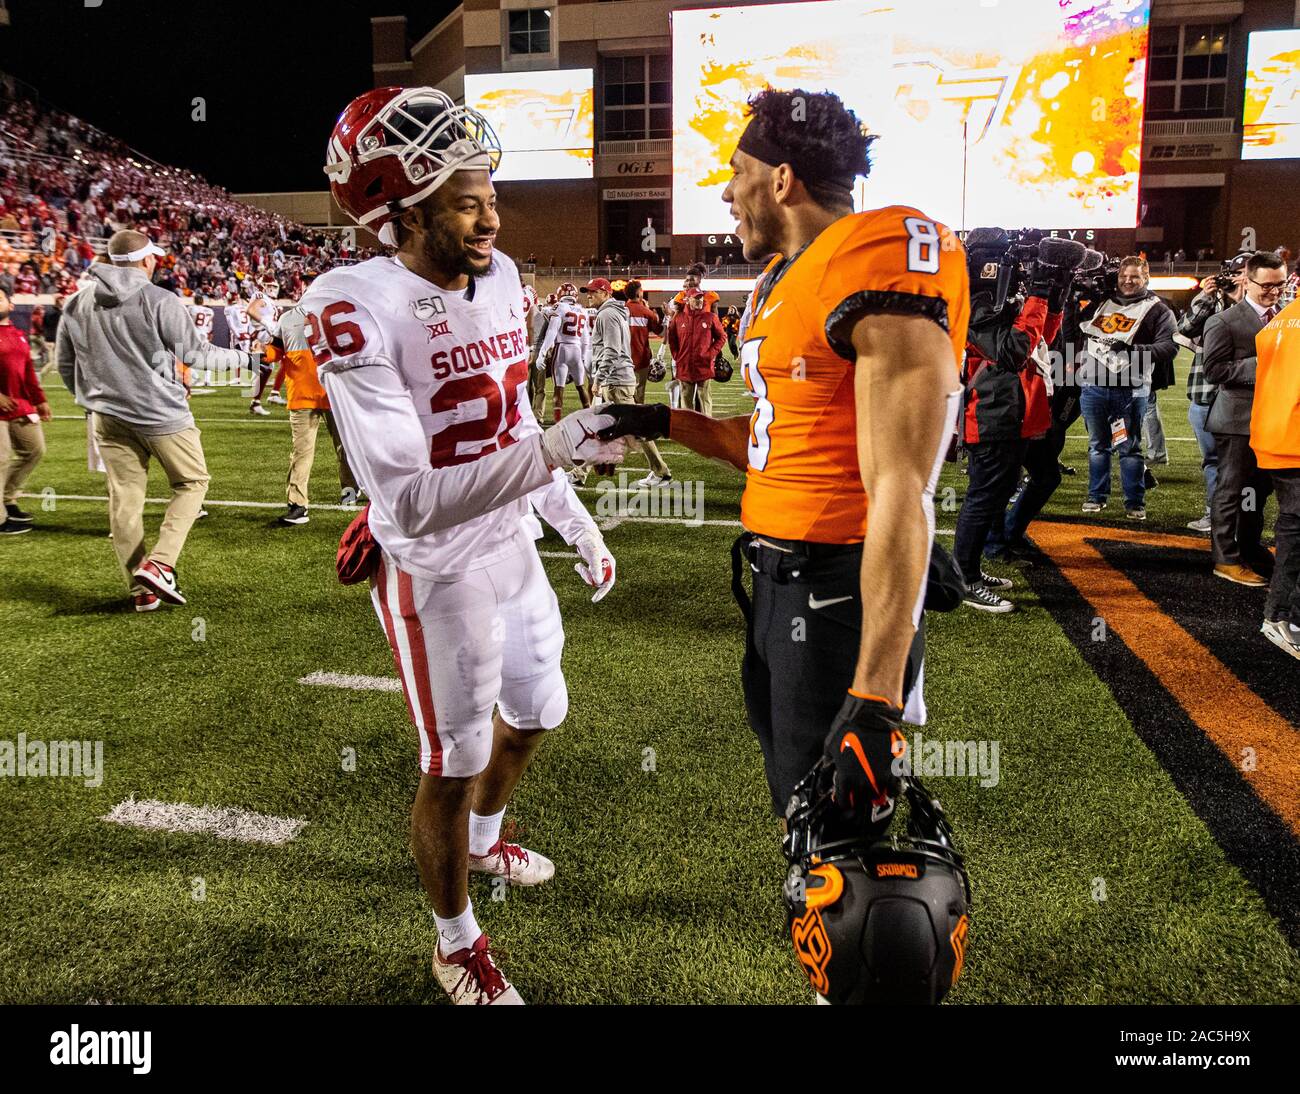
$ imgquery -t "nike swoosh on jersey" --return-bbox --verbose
[808,594,853,610]
[761,301,783,320]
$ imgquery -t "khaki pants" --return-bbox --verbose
[94,413,209,591]
[681,379,712,417]
[288,408,357,508]
[634,367,649,404]
[0,417,46,506]
[528,362,549,418]
[602,383,668,477]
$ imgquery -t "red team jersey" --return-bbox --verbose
[740,205,969,544]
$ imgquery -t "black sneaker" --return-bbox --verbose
[4,503,33,523]
[1142,468,1159,490]
[963,581,1014,613]
[979,571,1013,590]
[0,519,32,536]
[278,504,309,526]
[1058,461,1076,477]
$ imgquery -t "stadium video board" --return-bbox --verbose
[1243,29,1300,160]
[465,68,595,181]
[671,0,1151,234]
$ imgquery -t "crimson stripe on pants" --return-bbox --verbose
[396,567,443,776]
[373,558,443,775]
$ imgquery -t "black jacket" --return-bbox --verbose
[1203,299,1269,436]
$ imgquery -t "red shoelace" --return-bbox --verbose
[451,936,508,1003]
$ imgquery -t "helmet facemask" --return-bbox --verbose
[326,88,503,245]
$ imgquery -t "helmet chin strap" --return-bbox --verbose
[375,154,493,247]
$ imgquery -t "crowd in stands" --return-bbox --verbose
[0,72,374,305]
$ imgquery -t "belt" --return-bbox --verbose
[730,532,861,621]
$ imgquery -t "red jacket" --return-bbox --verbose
[961,294,1062,443]
[626,299,661,371]
[668,308,725,383]
[0,324,45,421]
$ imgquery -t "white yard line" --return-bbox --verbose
[45,414,1204,444]
[18,491,956,534]
[18,492,361,513]
[298,671,402,692]
[102,797,307,845]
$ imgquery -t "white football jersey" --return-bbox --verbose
[521,283,538,344]
[538,298,591,359]
[191,305,215,345]
[303,252,594,579]
[247,296,280,344]
[224,303,251,351]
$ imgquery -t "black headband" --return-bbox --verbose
[736,123,856,193]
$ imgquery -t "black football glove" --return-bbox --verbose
[824,693,907,823]
[1028,237,1087,310]
[596,402,670,442]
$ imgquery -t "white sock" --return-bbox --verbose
[468,807,506,857]
[434,900,480,957]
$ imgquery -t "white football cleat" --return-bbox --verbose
[632,471,672,489]
[267,393,286,405]
[249,402,271,417]
[469,838,555,886]
[432,934,523,1005]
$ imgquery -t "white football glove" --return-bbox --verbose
[573,529,616,603]
[541,407,627,470]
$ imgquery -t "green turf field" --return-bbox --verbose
[3,356,1299,1005]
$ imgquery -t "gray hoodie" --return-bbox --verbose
[591,297,634,387]
[56,264,252,435]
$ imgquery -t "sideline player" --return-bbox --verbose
[536,282,591,421]
[224,290,258,397]
[311,86,626,1005]
[189,296,217,386]
[601,88,968,831]
[247,290,282,413]
[527,290,555,417]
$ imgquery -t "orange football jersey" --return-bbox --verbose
[740,205,968,543]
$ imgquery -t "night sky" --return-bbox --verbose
[0,0,456,192]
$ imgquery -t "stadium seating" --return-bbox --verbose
[0,71,373,303]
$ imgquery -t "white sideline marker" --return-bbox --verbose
[298,670,402,692]
[102,797,307,846]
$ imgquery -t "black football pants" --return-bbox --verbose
[733,534,925,816]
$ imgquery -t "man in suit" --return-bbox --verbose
[1203,251,1288,585]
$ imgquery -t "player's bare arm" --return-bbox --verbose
[667,409,749,471]
[849,311,960,703]
[597,403,749,471]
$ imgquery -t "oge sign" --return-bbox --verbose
[617,161,656,174]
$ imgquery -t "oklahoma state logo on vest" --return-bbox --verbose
[1094,312,1138,335]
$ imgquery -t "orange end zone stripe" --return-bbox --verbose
[1031,520,1300,838]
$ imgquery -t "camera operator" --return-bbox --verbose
[1075,256,1178,520]
[1177,252,1248,532]
[989,248,1106,561]
[955,229,1082,612]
